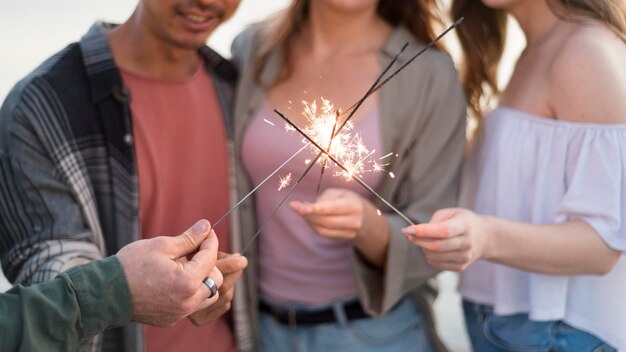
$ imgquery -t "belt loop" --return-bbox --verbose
[332,301,349,327]
[288,309,297,328]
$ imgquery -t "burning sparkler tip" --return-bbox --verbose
[278,173,293,191]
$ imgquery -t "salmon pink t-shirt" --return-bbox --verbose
[122,64,233,352]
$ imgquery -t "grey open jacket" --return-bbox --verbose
[0,23,237,351]
[229,25,467,351]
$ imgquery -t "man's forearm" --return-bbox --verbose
[0,256,132,351]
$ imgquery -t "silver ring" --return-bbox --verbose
[203,277,218,298]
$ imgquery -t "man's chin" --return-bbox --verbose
[174,38,211,51]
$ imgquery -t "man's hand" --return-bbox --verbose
[117,219,224,327]
[189,252,248,326]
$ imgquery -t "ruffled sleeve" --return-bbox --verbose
[554,126,626,251]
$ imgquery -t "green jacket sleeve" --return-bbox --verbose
[0,256,132,352]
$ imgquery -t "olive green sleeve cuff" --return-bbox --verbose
[65,256,132,343]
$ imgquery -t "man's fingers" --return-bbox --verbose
[208,266,224,292]
[216,254,248,274]
[195,291,220,312]
[171,219,212,257]
[185,230,220,280]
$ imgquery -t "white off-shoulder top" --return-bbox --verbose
[458,107,626,350]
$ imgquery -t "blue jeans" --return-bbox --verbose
[259,297,433,352]
[463,300,616,352]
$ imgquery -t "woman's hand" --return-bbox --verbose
[291,188,389,266]
[402,208,491,272]
[290,188,374,241]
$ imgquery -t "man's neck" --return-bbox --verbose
[108,14,202,81]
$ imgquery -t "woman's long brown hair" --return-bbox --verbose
[452,0,626,118]
[253,0,445,86]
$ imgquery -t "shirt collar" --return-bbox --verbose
[79,21,236,102]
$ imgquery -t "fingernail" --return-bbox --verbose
[401,227,416,235]
[192,220,208,234]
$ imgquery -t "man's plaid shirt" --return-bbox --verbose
[0,22,236,351]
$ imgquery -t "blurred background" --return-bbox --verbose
[0,1,525,351]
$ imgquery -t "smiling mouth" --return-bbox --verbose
[177,2,225,25]
[183,13,217,24]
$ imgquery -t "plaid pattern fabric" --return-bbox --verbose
[0,22,236,351]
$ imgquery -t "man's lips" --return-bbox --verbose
[180,11,220,31]
[183,12,218,23]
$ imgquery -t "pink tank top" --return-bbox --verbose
[242,101,384,305]
[122,65,234,352]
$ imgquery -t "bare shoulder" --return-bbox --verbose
[548,22,626,124]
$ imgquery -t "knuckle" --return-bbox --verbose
[181,232,196,250]
[179,280,197,298]
[152,237,168,249]
[179,300,196,316]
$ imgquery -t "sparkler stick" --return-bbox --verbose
[311,42,409,193]
[339,18,464,121]
[309,18,463,192]
[239,19,463,250]
[241,152,325,254]
[276,109,415,226]
[209,143,310,230]
[241,43,411,252]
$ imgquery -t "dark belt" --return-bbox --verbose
[259,300,369,326]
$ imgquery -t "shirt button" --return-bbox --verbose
[124,134,134,145]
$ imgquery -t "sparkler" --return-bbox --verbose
[307,17,464,195]
[278,173,292,191]
[241,150,325,254]
[338,18,464,122]
[298,98,378,181]
[315,110,340,193]
[239,41,412,253]
[208,143,310,230]
[276,109,415,226]
[228,19,464,252]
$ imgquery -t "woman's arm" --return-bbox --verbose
[403,208,621,274]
